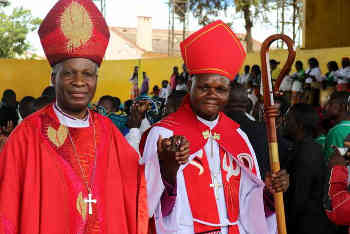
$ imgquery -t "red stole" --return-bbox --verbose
[0,104,148,234]
[40,110,101,232]
[140,96,257,234]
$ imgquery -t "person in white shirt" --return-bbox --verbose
[290,61,306,105]
[279,68,293,99]
[159,80,171,100]
[124,100,151,153]
[305,57,323,105]
[334,57,350,91]
[175,75,187,91]
[305,58,323,83]
[319,61,338,107]
[238,65,250,86]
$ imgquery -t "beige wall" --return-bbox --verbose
[104,31,143,60]
[136,16,153,52]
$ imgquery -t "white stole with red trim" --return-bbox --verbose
[143,120,276,234]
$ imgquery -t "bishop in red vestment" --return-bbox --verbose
[140,21,285,234]
[0,0,148,233]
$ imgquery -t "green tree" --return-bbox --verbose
[0,0,10,7]
[184,0,269,53]
[0,6,41,58]
[274,0,303,46]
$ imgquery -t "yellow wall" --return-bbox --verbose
[0,59,52,100]
[0,57,183,103]
[1,47,350,103]
[303,0,350,49]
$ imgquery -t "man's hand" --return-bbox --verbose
[157,135,190,185]
[135,100,149,117]
[0,121,14,151]
[329,146,349,169]
[126,101,149,129]
[1,121,14,137]
[265,169,290,194]
[0,134,7,151]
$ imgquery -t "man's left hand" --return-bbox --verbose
[265,169,289,194]
[126,101,149,129]
[0,134,7,151]
[328,146,349,169]
[1,121,14,137]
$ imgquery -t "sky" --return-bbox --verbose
[6,0,285,55]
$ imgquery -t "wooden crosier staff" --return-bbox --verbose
[260,34,296,234]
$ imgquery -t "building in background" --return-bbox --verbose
[104,16,262,60]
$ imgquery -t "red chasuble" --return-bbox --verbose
[140,96,259,234]
[0,104,148,234]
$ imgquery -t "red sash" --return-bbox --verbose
[140,96,258,234]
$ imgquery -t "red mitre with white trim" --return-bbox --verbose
[38,0,110,67]
[180,20,246,80]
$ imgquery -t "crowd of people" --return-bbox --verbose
[2,58,350,233]
[235,57,350,107]
[1,0,350,233]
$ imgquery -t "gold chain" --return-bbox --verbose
[67,114,97,194]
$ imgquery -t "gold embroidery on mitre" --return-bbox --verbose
[60,2,93,51]
[76,192,87,221]
[47,125,68,148]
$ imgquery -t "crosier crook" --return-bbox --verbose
[260,34,296,234]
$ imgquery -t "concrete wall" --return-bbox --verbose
[1,46,350,103]
[136,16,153,52]
[303,0,350,49]
[104,30,143,60]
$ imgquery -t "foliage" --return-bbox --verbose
[0,6,41,58]
[188,0,230,25]
[183,0,270,25]
[180,0,270,52]
[0,1,10,7]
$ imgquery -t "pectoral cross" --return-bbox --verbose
[210,175,223,200]
[84,193,97,215]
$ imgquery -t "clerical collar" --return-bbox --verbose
[197,115,219,130]
[53,103,90,128]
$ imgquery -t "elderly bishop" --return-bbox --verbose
[0,0,148,233]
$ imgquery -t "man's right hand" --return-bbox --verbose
[157,135,190,185]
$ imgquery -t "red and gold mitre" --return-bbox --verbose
[38,0,110,67]
[180,20,246,80]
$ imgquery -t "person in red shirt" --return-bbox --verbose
[326,134,350,233]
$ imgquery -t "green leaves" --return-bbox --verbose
[188,0,230,25]
[0,7,41,58]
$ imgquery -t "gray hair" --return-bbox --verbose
[51,60,99,78]
[190,74,230,89]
